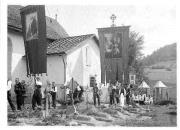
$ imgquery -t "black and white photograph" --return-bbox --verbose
[0,0,178,128]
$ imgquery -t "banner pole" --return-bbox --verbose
[46,75,49,118]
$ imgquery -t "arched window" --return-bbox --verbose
[7,37,13,79]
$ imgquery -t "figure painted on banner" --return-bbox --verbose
[21,80,26,106]
[7,79,16,112]
[32,77,42,110]
[51,82,57,108]
[43,80,51,109]
[104,33,122,58]
[26,12,38,41]
[14,78,23,111]
[93,83,100,106]
[120,84,126,107]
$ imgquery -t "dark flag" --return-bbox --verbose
[98,26,130,84]
[20,5,47,76]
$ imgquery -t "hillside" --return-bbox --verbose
[142,43,176,66]
[144,60,176,84]
[142,43,176,85]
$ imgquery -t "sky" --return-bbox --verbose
[46,5,176,56]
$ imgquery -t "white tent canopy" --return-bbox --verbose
[154,81,167,88]
[138,81,150,89]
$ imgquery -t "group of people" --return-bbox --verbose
[132,94,153,105]
[92,81,134,107]
[8,77,152,113]
[92,80,153,107]
[7,78,26,111]
[7,77,57,112]
[108,81,133,107]
[32,78,57,110]
[65,84,84,104]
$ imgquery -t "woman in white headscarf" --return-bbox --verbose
[120,85,126,107]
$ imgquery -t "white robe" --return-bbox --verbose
[120,93,125,107]
[120,88,126,107]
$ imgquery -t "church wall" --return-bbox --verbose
[66,38,101,87]
[8,29,66,102]
[66,38,101,103]
[8,29,101,103]
[81,38,101,87]
[66,45,84,86]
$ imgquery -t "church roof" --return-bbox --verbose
[47,34,98,55]
[8,5,69,40]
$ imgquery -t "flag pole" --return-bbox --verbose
[105,69,107,86]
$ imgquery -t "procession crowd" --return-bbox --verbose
[7,77,153,113]
[92,81,153,107]
[7,77,57,112]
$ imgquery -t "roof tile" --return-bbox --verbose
[47,34,95,54]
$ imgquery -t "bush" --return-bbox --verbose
[166,111,177,115]
[154,100,176,105]
[166,68,172,71]
[151,66,165,69]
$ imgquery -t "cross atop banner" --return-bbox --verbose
[110,14,116,27]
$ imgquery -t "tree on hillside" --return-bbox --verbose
[128,31,147,83]
[142,43,176,66]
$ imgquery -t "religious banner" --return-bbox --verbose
[104,32,122,58]
[98,25,130,84]
[20,5,47,76]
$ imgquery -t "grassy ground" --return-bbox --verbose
[8,102,177,126]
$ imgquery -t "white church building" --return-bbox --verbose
[8,5,101,101]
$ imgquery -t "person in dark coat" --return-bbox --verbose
[93,83,100,106]
[14,78,23,110]
[21,80,26,106]
[32,77,42,110]
[78,86,84,102]
[126,84,131,105]
[51,82,57,108]
[108,83,114,105]
[115,85,120,105]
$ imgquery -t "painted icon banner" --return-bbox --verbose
[104,32,122,58]
[20,5,47,76]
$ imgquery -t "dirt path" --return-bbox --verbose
[8,104,176,126]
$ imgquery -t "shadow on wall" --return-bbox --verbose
[11,57,28,97]
[68,49,83,85]
[8,37,13,80]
